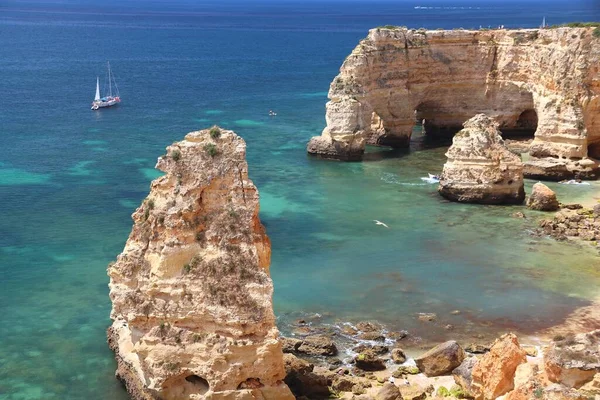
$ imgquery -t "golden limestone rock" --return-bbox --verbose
[107,127,294,400]
[470,333,527,400]
[308,27,600,179]
[438,114,525,204]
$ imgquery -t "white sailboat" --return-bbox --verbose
[91,62,121,110]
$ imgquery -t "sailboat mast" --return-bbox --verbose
[108,61,112,97]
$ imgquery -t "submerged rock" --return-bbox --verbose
[414,340,465,377]
[527,182,560,211]
[438,114,525,205]
[107,128,293,400]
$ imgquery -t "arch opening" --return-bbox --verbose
[502,109,538,138]
[411,101,460,147]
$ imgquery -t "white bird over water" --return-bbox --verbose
[373,220,389,228]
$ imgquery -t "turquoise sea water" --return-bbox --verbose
[2,1,600,398]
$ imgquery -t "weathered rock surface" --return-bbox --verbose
[544,331,600,388]
[391,348,407,364]
[283,353,331,399]
[354,351,387,371]
[539,208,600,241]
[376,382,403,400]
[107,128,293,400]
[414,340,465,377]
[470,333,527,400]
[283,335,339,357]
[452,357,477,397]
[307,26,600,180]
[528,182,560,211]
[438,114,525,204]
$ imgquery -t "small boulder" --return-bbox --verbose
[391,348,407,364]
[417,313,437,322]
[356,321,380,332]
[281,337,302,353]
[527,182,559,211]
[452,356,477,397]
[297,335,338,357]
[400,384,433,400]
[354,352,387,371]
[331,374,371,393]
[393,365,420,377]
[470,333,527,399]
[414,340,465,377]
[353,343,389,355]
[376,382,403,400]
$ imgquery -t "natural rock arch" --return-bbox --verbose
[307,27,600,178]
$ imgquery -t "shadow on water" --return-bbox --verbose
[362,146,410,162]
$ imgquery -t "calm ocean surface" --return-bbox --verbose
[2,1,600,398]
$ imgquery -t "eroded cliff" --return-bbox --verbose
[107,127,294,400]
[308,27,600,178]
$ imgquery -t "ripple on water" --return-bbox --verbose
[82,140,107,146]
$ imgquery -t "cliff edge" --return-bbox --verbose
[107,127,294,400]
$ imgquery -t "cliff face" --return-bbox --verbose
[107,128,294,400]
[307,27,600,178]
[438,114,525,204]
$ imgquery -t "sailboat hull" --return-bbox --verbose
[91,96,121,110]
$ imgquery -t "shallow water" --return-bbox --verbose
[2,1,600,399]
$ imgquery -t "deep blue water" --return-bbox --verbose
[2,1,600,399]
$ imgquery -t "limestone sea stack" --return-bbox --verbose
[107,127,294,400]
[307,26,600,179]
[438,114,525,204]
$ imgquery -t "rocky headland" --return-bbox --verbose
[107,127,293,400]
[307,26,600,180]
[438,114,525,204]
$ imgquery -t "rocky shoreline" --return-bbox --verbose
[279,317,600,400]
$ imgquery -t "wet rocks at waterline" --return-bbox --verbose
[527,182,560,211]
[438,114,525,204]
